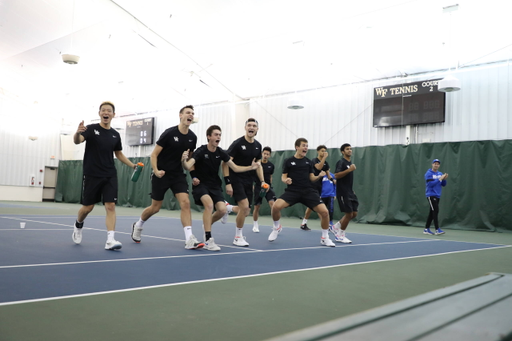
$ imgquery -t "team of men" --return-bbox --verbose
[73,102,445,251]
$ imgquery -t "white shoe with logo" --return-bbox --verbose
[233,236,249,247]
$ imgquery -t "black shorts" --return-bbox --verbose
[253,183,277,206]
[81,175,118,205]
[337,193,359,213]
[192,183,225,207]
[150,172,189,201]
[231,180,254,206]
[279,188,324,210]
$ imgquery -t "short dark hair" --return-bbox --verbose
[206,125,221,141]
[179,105,194,114]
[263,146,272,154]
[245,118,258,126]
[295,138,308,148]
[317,145,327,152]
[340,143,351,153]
[99,101,115,112]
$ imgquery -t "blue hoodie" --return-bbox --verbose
[425,168,446,198]
[321,172,336,198]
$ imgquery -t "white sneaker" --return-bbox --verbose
[233,236,249,247]
[268,225,282,241]
[131,223,143,243]
[221,211,229,224]
[334,232,352,244]
[252,225,260,233]
[321,237,335,247]
[205,238,221,251]
[341,235,352,243]
[105,239,122,250]
[185,234,205,249]
[72,223,82,244]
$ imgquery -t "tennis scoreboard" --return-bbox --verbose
[373,79,446,127]
[126,117,155,146]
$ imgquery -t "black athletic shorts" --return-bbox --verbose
[337,193,359,213]
[253,183,277,206]
[279,188,324,210]
[81,175,118,205]
[192,183,225,207]
[150,172,189,201]
[231,180,254,206]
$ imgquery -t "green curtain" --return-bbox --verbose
[55,140,512,232]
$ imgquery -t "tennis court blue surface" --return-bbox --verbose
[0,215,506,304]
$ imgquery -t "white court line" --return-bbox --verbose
[1,215,508,255]
[2,229,69,231]
[0,215,174,219]
[0,239,501,270]
[0,216,261,251]
[1,244,510,307]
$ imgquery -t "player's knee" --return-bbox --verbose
[352,212,358,219]
[242,206,251,216]
[318,210,329,219]
[217,207,227,216]
[204,202,214,212]
[105,203,115,212]
[179,199,191,211]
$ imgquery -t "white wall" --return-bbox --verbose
[1,61,511,201]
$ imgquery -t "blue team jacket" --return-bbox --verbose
[425,169,447,198]
[321,172,336,198]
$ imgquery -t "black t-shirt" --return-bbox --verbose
[227,136,262,184]
[335,158,355,196]
[191,145,230,188]
[282,156,315,192]
[312,157,330,192]
[81,123,122,177]
[156,126,197,174]
[261,161,275,185]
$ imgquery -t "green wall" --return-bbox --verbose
[55,140,512,232]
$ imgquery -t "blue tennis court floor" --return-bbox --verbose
[1,214,508,306]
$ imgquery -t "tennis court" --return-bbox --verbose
[1,201,511,340]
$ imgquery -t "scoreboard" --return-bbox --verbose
[125,117,155,146]
[373,79,446,127]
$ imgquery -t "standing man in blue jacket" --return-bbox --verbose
[424,159,448,235]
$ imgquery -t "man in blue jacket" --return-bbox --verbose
[424,159,448,235]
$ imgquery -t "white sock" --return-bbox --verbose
[184,226,192,240]
[253,221,259,229]
[226,203,233,213]
[321,229,328,238]
[273,221,280,229]
[107,230,115,242]
[135,218,145,228]
[334,221,341,230]
[235,227,243,237]
[302,218,308,225]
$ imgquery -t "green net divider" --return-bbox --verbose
[55,139,512,232]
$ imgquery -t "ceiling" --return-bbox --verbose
[1,0,511,121]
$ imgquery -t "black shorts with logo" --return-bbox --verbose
[150,172,189,201]
[337,193,359,213]
[231,180,254,207]
[192,183,225,207]
[81,175,118,205]
[279,188,324,210]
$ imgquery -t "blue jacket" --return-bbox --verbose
[321,172,336,198]
[425,169,446,198]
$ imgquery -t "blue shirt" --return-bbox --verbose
[321,172,336,198]
[425,168,447,198]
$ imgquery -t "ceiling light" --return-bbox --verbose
[287,97,304,110]
[62,54,80,64]
[438,75,460,92]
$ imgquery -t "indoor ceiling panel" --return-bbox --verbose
[1,0,512,120]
